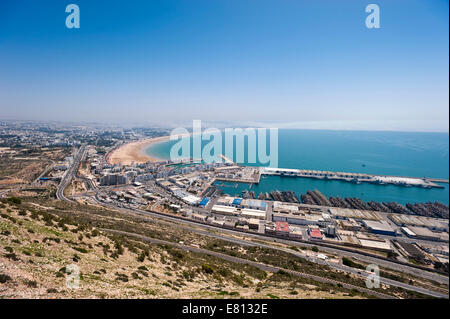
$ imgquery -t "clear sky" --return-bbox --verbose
[0,0,448,131]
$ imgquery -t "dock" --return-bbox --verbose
[260,167,447,189]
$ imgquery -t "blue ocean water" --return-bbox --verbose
[146,130,449,204]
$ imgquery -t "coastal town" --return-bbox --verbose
[91,147,449,266]
[1,121,449,299]
[2,121,447,271]
[1,0,449,309]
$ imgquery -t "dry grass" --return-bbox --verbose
[0,200,363,299]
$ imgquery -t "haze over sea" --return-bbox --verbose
[146,130,449,205]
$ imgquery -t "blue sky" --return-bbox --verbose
[0,0,448,131]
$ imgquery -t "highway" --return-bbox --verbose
[56,144,86,202]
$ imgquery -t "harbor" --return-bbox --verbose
[213,163,448,190]
[260,167,447,189]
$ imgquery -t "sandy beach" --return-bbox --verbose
[107,136,169,165]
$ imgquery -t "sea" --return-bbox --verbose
[145,130,449,205]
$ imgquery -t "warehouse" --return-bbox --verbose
[247,218,261,230]
[182,194,201,205]
[232,198,242,206]
[289,225,303,239]
[241,199,267,211]
[198,197,210,207]
[217,196,237,206]
[273,212,327,226]
[273,201,299,214]
[275,221,290,237]
[359,239,392,251]
[211,205,238,216]
[389,214,448,232]
[362,220,397,236]
[405,226,444,242]
[240,208,266,220]
[308,228,323,240]
[191,213,207,222]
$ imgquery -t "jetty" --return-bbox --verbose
[260,167,447,189]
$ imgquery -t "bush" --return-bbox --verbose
[137,251,146,262]
[7,197,21,205]
[201,264,214,274]
[114,241,124,255]
[0,273,12,283]
[73,247,88,253]
[24,279,38,288]
[115,273,129,282]
[276,269,291,277]
[342,257,365,270]
[91,229,100,237]
[4,253,19,261]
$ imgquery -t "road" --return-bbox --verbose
[31,159,55,185]
[119,182,449,285]
[56,144,86,202]
[93,198,448,298]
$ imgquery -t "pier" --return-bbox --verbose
[260,167,447,189]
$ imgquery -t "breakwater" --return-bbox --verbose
[260,167,447,189]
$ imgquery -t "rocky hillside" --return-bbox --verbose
[0,198,363,299]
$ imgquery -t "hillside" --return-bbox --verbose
[0,197,365,299]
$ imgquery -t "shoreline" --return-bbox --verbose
[107,136,169,165]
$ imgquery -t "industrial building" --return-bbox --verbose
[275,221,290,237]
[199,197,210,208]
[247,218,261,230]
[240,199,267,211]
[211,205,238,216]
[358,238,392,251]
[273,201,299,214]
[288,225,303,239]
[326,225,337,237]
[272,212,328,227]
[389,214,449,232]
[240,208,266,220]
[215,196,267,211]
[328,207,382,221]
[172,189,201,205]
[402,226,447,242]
[362,220,397,236]
[308,227,323,240]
